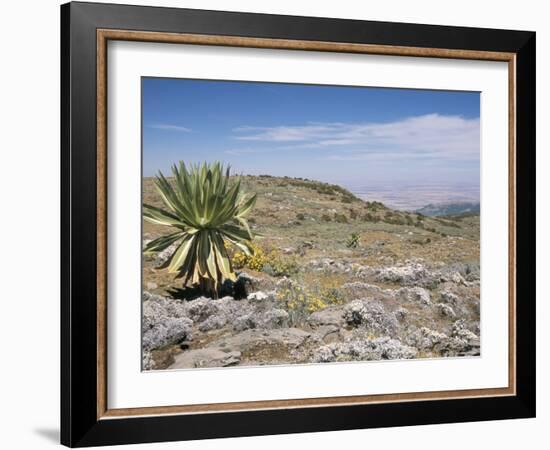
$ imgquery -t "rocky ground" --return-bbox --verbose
[143,261,480,370]
[142,175,480,371]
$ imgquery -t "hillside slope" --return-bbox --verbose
[416,201,480,217]
[142,175,480,370]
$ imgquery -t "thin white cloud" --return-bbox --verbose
[225,148,278,156]
[148,124,192,132]
[231,114,480,162]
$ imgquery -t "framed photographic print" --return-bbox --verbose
[60,1,536,447]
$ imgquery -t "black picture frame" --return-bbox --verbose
[61,1,536,447]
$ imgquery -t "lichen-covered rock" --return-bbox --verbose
[407,327,448,351]
[142,316,193,351]
[373,262,438,287]
[222,272,276,299]
[341,281,384,299]
[447,272,467,285]
[308,306,346,328]
[343,299,398,335]
[436,302,456,318]
[142,293,193,351]
[406,324,480,356]
[440,290,459,306]
[312,336,417,363]
[213,328,312,352]
[142,351,153,370]
[452,319,468,334]
[198,315,228,332]
[395,307,409,320]
[233,308,289,331]
[142,291,188,320]
[396,286,431,305]
[184,297,224,322]
[170,348,241,369]
[247,291,275,302]
[184,296,248,331]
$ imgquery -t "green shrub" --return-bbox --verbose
[334,213,348,223]
[346,233,360,248]
[262,256,299,277]
[362,213,379,222]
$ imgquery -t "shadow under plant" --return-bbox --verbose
[142,164,480,370]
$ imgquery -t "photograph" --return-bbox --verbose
[55,2,537,446]
[141,78,482,371]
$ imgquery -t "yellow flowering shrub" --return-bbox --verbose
[275,278,345,325]
[230,243,268,271]
[230,243,298,276]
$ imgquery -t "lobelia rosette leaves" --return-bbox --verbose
[143,161,256,298]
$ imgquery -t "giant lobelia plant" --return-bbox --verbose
[143,161,256,298]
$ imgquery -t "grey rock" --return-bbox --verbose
[234,272,272,294]
[395,307,409,320]
[184,297,221,322]
[308,306,346,328]
[446,271,467,285]
[341,282,384,299]
[142,351,153,370]
[407,325,480,356]
[247,291,274,302]
[213,328,312,352]
[300,241,314,249]
[407,327,449,351]
[170,348,241,369]
[441,262,480,282]
[233,308,289,331]
[142,316,193,351]
[452,319,467,334]
[440,290,459,306]
[315,325,341,342]
[312,336,417,363]
[343,299,398,335]
[395,286,431,305]
[142,293,193,351]
[184,296,249,331]
[153,243,178,268]
[198,315,228,332]
[436,302,456,318]
[373,262,439,287]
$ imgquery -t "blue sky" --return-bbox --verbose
[142,78,480,190]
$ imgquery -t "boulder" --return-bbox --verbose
[184,296,248,331]
[440,290,459,306]
[213,328,312,352]
[341,281,384,299]
[142,316,193,351]
[170,348,241,369]
[395,286,431,305]
[308,306,346,328]
[407,327,448,351]
[436,302,456,318]
[233,308,289,331]
[142,293,193,351]
[343,299,398,335]
[406,325,480,356]
[374,262,439,287]
[247,291,274,302]
[312,336,417,363]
